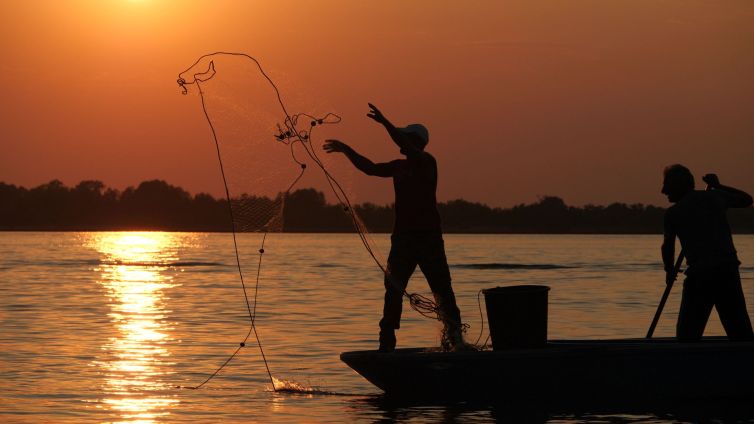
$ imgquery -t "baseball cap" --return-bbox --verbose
[398,123,429,147]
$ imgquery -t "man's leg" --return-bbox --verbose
[379,236,417,352]
[714,267,754,341]
[417,235,463,349]
[676,275,715,342]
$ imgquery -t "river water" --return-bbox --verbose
[1,232,754,423]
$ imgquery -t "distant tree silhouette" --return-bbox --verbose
[354,202,394,233]
[0,180,752,233]
[120,180,194,229]
[72,180,112,228]
[283,188,351,231]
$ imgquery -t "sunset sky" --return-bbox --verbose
[1,1,753,207]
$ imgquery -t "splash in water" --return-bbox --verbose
[269,377,358,396]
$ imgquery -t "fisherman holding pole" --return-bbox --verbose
[653,164,754,341]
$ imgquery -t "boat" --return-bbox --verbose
[340,337,754,403]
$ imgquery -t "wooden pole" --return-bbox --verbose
[646,250,684,339]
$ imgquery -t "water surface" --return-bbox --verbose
[2,232,754,423]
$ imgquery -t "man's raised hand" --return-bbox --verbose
[323,139,350,154]
[367,103,387,125]
[702,174,720,188]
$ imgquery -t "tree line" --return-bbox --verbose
[1,179,753,233]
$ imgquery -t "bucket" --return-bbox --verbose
[482,285,550,350]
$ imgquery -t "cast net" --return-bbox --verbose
[175,52,445,391]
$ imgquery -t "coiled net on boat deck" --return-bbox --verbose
[176,52,450,391]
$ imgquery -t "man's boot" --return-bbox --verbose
[442,323,474,352]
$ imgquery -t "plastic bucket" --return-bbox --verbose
[482,285,550,350]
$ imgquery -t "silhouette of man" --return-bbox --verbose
[323,103,464,352]
[661,164,754,341]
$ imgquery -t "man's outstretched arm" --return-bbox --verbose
[366,103,422,157]
[323,139,394,177]
[703,174,753,208]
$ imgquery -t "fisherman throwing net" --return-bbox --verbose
[325,104,468,352]
[176,52,470,390]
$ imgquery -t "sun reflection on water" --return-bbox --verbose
[90,232,181,423]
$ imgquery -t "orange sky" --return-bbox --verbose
[1,1,753,207]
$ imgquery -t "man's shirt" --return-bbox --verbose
[383,152,442,235]
[664,190,740,273]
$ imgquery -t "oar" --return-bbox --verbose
[646,250,684,339]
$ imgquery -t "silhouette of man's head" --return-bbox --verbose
[662,164,695,203]
[398,124,429,155]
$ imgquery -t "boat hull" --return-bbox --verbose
[340,337,754,402]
